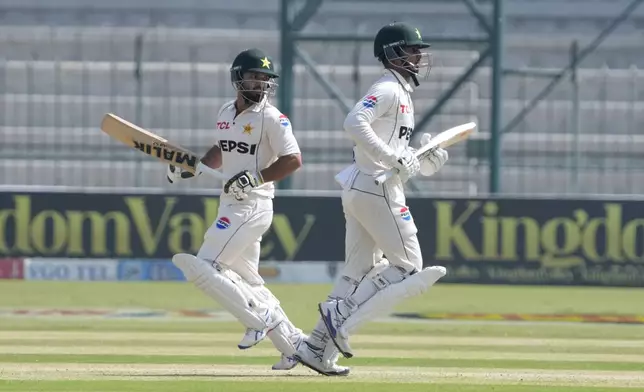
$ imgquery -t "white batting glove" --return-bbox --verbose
[418,133,449,177]
[224,170,264,200]
[393,147,420,183]
[166,165,195,184]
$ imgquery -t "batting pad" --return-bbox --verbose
[172,253,281,330]
[341,265,447,335]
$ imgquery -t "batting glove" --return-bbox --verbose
[224,170,264,200]
[166,165,196,184]
[394,147,420,183]
[418,133,449,177]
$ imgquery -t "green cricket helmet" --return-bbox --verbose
[373,22,432,86]
[230,48,279,103]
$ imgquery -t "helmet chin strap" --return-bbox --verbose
[401,58,421,87]
[409,73,420,87]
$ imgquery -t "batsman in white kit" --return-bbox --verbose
[167,48,310,372]
[294,22,449,375]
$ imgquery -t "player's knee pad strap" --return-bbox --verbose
[342,266,447,334]
[369,262,406,291]
[250,285,280,308]
[172,253,272,330]
[344,260,400,311]
[329,275,360,300]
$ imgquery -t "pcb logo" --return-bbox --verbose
[362,95,377,108]
[279,115,290,127]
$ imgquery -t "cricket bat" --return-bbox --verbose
[374,122,477,185]
[100,113,227,180]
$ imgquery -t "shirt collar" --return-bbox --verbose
[384,68,414,93]
[250,96,269,112]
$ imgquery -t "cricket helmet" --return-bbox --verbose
[373,22,432,85]
[230,48,279,103]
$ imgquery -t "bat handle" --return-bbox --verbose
[196,162,228,181]
[374,170,395,186]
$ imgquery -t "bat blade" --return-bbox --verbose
[374,122,477,185]
[413,121,477,157]
[100,113,201,174]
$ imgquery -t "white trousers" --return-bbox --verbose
[197,196,273,285]
[340,170,423,280]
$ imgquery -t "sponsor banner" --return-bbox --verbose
[0,308,235,321]
[2,191,644,286]
[429,198,644,287]
[392,312,644,325]
[0,258,24,280]
[117,259,185,281]
[115,259,341,283]
[0,192,332,262]
[25,258,118,281]
[260,261,342,284]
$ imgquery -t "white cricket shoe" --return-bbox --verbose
[272,353,298,370]
[238,327,267,350]
[318,301,354,358]
[294,341,350,376]
[271,332,306,371]
[238,308,281,350]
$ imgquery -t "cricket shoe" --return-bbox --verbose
[318,300,354,358]
[271,332,306,371]
[272,353,298,370]
[238,308,280,350]
[238,328,267,350]
[294,341,350,376]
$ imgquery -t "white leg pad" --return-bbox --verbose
[363,258,392,287]
[249,285,281,308]
[172,253,279,330]
[341,266,447,335]
[252,286,303,356]
[316,258,389,360]
[266,319,300,356]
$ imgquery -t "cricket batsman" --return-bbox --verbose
[166,48,311,372]
[295,22,449,375]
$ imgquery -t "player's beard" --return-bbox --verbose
[241,90,264,104]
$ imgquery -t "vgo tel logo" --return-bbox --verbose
[26,259,117,281]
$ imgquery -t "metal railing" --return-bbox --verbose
[0,26,642,196]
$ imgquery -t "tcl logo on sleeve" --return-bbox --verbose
[217,122,231,129]
[219,140,258,155]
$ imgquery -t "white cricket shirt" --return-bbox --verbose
[343,69,415,176]
[212,98,301,199]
